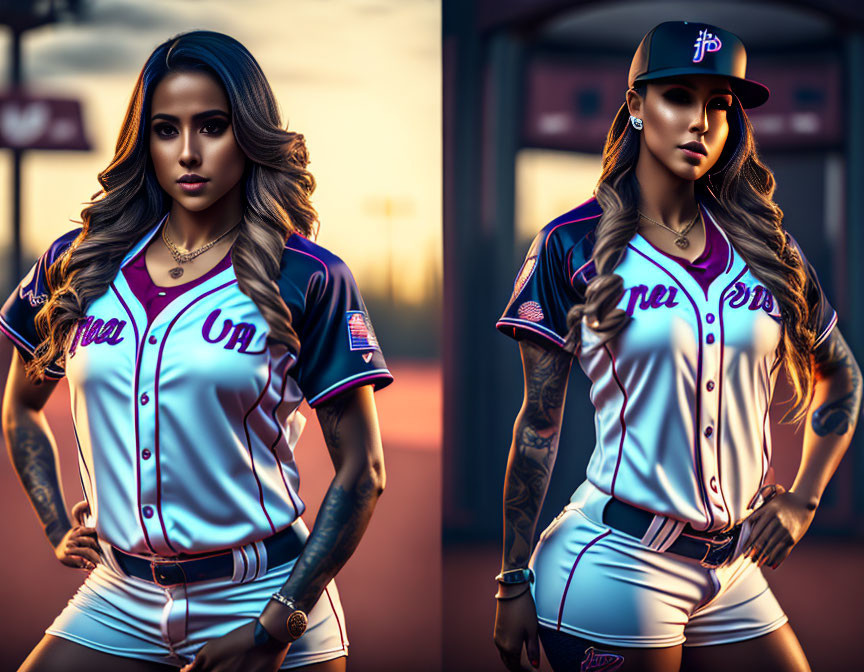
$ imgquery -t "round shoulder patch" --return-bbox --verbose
[517,301,544,322]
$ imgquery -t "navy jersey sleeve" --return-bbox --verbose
[497,225,586,350]
[786,232,837,349]
[0,228,79,378]
[288,250,392,407]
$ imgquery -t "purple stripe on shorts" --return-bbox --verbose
[325,585,346,648]
[557,529,612,630]
[627,243,713,531]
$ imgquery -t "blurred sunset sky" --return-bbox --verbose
[0,0,440,304]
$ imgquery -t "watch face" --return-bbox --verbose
[286,610,308,639]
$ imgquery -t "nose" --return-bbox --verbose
[689,105,709,135]
[179,129,201,168]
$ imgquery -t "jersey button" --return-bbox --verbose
[143,506,154,518]
[148,336,157,345]
[704,426,714,437]
[157,291,167,297]
[142,449,152,460]
[706,334,715,344]
[706,313,715,324]
[140,393,149,405]
[706,380,715,391]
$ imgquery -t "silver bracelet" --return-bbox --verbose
[495,568,535,585]
[270,592,295,609]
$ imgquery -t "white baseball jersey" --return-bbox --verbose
[498,197,836,534]
[1,214,392,556]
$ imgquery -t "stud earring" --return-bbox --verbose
[629,115,643,130]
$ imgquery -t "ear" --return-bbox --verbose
[626,88,644,119]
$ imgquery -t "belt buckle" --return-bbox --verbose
[150,560,186,586]
[698,527,740,569]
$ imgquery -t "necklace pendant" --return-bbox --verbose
[675,237,689,249]
[169,267,184,279]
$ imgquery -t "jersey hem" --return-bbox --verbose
[537,618,686,648]
[682,614,788,648]
[496,318,567,348]
[307,369,393,407]
[813,310,838,349]
[0,314,66,377]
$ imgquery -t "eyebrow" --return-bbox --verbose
[150,109,230,123]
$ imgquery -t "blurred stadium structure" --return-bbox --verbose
[443,2,864,668]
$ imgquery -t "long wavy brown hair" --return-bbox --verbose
[27,30,315,380]
[566,84,816,424]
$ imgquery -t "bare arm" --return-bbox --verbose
[792,327,862,506]
[258,384,385,635]
[2,351,69,548]
[501,340,573,573]
[746,327,862,567]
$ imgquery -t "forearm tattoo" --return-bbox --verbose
[7,421,70,547]
[812,329,863,437]
[503,345,571,569]
[278,394,381,613]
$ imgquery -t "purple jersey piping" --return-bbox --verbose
[110,283,159,554]
[496,318,567,348]
[153,279,239,553]
[268,365,301,518]
[715,266,748,529]
[814,311,838,348]
[557,529,611,630]
[308,370,392,407]
[0,316,65,377]
[284,245,330,290]
[627,243,712,531]
[241,360,278,535]
[603,343,629,498]
[325,585,347,648]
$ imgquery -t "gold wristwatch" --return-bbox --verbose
[270,592,308,641]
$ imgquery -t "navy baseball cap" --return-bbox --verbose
[628,21,769,108]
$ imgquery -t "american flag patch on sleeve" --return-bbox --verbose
[346,311,380,351]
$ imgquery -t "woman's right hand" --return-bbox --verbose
[54,500,101,571]
[494,589,541,671]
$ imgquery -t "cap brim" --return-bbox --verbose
[633,68,770,108]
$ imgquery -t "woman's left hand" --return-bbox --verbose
[179,620,289,672]
[742,487,817,569]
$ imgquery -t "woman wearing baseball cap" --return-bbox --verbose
[494,21,860,671]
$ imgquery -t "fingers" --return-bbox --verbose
[71,500,91,526]
[525,629,541,669]
[754,526,791,568]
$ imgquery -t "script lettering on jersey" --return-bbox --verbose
[726,282,775,313]
[202,309,257,353]
[68,316,126,357]
[623,283,680,317]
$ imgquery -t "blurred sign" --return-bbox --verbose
[522,57,843,153]
[0,92,90,150]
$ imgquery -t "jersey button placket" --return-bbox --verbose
[702,309,724,520]
[137,325,164,552]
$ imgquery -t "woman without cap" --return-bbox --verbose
[493,21,861,672]
[2,30,392,671]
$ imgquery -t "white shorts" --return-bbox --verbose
[531,497,788,648]
[45,520,348,668]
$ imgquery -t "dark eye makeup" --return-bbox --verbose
[151,116,229,138]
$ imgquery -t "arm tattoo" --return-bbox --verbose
[7,421,70,547]
[812,329,863,437]
[503,345,572,569]
[278,393,380,613]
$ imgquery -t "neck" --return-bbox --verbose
[634,142,699,230]
[167,185,244,249]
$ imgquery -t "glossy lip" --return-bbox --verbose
[177,173,209,184]
[678,141,708,159]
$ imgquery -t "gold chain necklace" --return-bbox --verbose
[637,209,701,249]
[162,217,240,279]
